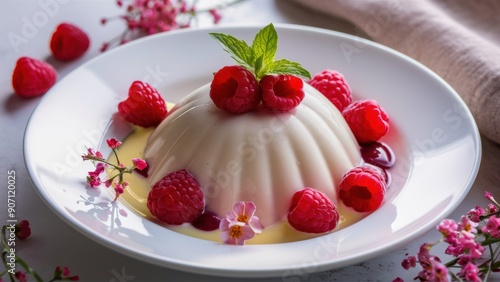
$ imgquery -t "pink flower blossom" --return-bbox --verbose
[87,174,102,188]
[220,201,263,245]
[458,262,481,282]
[82,147,103,160]
[132,158,148,170]
[437,219,458,244]
[220,219,255,245]
[100,0,227,51]
[488,203,498,214]
[445,230,481,258]
[444,230,484,264]
[467,205,486,223]
[458,215,478,234]
[15,220,31,240]
[417,243,433,263]
[54,266,80,281]
[481,215,500,238]
[100,42,110,52]
[398,192,500,281]
[485,191,494,201]
[106,137,122,149]
[416,250,449,282]
[113,181,129,200]
[15,271,28,282]
[459,238,484,260]
[401,255,416,270]
[426,257,450,282]
[58,266,71,276]
[82,138,143,201]
[114,182,126,195]
[209,9,222,24]
[87,163,106,188]
[415,243,450,281]
[88,162,106,178]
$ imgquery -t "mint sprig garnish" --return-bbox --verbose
[209,23,311,80]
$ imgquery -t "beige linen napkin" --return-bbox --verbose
[291,0,500,143]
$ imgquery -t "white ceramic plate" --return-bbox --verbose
[24,24,481,278]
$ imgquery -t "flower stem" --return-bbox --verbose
[1,225,8,250]
[482,237,500,246]
[15,255,44,282]
[1,251,16,282]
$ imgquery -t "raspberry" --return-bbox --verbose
[210,65,260,113]
[339,165,387,212]
[50,23,90,61]
[308,69,352,111]
[342,99,389,144]
[118,80,168,127]
[261,74,304,112]
[287,187,340,233]
[12,57,57,98]
[147,169,204,225]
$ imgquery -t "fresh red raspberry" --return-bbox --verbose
[261,74,304,112]
[342,99,389,144]
[308,69,352,111]
[287,187,340,233]
[339,165,387,213]
[210,65,260,113]
[118,80,168,127]
[50,23,90,61]
[12,57,57,98]
[147,169,204,225]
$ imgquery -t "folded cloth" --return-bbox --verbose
[290,0,500,143]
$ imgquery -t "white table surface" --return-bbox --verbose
[1,0,499,281]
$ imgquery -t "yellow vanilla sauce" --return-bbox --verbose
[108,88,372,244]
[109,126,367,244]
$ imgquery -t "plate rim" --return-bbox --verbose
[23,23,482,278]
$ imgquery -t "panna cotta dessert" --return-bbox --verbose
[85,23,394,245]
[144,83,361,227]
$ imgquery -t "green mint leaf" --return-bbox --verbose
[209,32,254,70]
[254,55,264,79]
[267,59,311,79]
[210,24,312,81]
[251,23,278,71]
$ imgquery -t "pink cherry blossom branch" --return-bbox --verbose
[82,137,148,201]
[99,0,246,51]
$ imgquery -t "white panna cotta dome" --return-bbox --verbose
[144,83,361,227]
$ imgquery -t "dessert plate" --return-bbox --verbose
[24,24,481,277]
